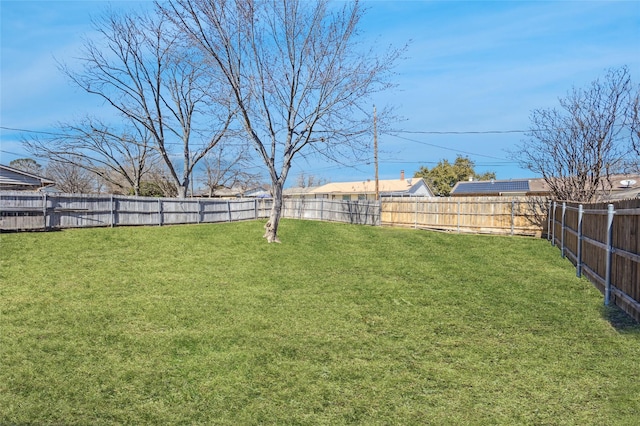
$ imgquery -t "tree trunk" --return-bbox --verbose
[176,185,188,198]
[263,182,283,243]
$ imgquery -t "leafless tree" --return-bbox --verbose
[46,161,98,193]
[24,117,156,196]
[163,0,403,242]
[295,172,327,189]
[629,85,640,159]
[199,143,262,197]
[513,67,636,202]
[58,7,234,198]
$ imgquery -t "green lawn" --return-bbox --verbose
[1,220,639,425]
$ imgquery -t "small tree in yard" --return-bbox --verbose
[513,66,637,202]
[164,0,403,242]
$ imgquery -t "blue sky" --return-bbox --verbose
[1,0,639,186]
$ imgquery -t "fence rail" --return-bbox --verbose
[382,196,545,236]
[550,199,640,322]
[0,191,379,231]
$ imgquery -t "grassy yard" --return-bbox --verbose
[1,220,639,425]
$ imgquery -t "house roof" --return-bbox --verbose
[452,179,529,195]
[0,164,55,189]
[283,186,319,197]
[451,178,551,196]
[600,174,640,200]
[311,178,429,195]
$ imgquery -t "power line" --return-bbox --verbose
[391,129,527,135]
[388,134,510,161]
[0,126,64,136]
[0,149,27,157]
[2,124,517,164]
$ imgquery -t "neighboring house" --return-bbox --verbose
[451,174,640,200]
[283,186,319,199]
[309,172,434,201]
[243,187,272,198]
[451,178,551,197]
[600,174,640,201]
[0,164,55,191]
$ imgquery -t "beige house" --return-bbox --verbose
[305,173,433,201]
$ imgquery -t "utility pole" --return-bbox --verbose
[374,105,379,200]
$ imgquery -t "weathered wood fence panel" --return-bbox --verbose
[281,199,380,225]
[0,192,48,229]
[382,196,544,236]
[550,199,640,321]
[0,192,379,230]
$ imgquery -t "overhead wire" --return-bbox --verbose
[2,124,523,170]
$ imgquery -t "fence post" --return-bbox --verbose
[457,200,461,233]
[157,198,163,226]
[561,202,566,258]
[227,200,232,222]
[320,199,324,221]
[510,200,515,236]
[576,204,583,278]
[551,201,557,246]
[42,192,48,230]
[604,204,615,306]
[110,194,115,228]
[254,199,258,219]
[547,199,552,241]
[197,199,202,224]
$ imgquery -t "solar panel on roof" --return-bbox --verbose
[452,180,530,194]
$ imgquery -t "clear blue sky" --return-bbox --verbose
[2,0,639,185]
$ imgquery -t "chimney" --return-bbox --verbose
[400,170,405,181]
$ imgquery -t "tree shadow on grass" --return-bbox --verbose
[601,305,640,333]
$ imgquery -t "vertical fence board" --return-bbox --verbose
[550,199,640,322]
[381,196,543,236]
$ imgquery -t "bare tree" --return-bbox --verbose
[163,0,403,242]
[200,143,262,197]
[630,85,640,158]
[24,117,156,196]
[46,161,97,193]
[295,172,327,189]
[513,67,636,202]
[59,7,234,198]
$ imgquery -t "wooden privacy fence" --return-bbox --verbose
[282,198,380,225]
[550,199,640,321]
[2,192,537,235]
[382,196,545,236]
[0,191,379,230]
